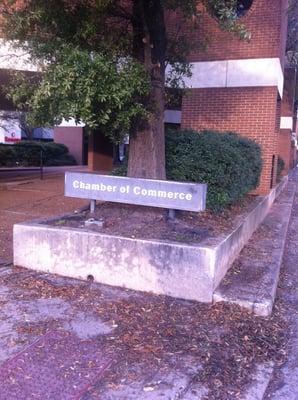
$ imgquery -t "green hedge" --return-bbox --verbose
[113,129,262,211]
[0,145,15,167]
[0,141,76,167]
[166,130,262,211]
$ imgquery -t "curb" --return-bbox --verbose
[13,179,288,304]
[213,179,295,316]
[0,179,38,190]
[0,173,65,190]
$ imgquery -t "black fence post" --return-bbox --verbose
[40,149,43,180]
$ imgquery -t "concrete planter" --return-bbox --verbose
[13,178,287,303]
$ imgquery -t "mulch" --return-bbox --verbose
[48,195,259,244]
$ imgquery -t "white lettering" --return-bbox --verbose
[148,189,157,196]
[131,187,190,201]
[73,180,193,203]
[133,186,141,195]
[157,190,167,198]
[105,185,117,192]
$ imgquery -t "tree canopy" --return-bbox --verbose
[287,0,298,102]
[287,0,298,66]
[1,0,248,178]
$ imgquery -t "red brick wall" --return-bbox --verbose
[88,131,113,172]
[275,99,282,134]
[181,86,279,194]
[167,0,288,63]
[54,127,83,165]
[279,0,289,68]
[281,68,296,117]
[278,68,296,173]
[278,130,292,174]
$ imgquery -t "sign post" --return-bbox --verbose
[167,209,176,221]
[90,199,96,213]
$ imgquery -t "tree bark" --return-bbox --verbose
[127,0,166,180]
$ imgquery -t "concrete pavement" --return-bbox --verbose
[0,169,298,398]
[263,171,298,399]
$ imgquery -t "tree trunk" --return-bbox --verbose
[127,0,166,180]
[127,76,165,179]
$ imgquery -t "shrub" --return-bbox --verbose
[112,129,262,211]
[166,130,262,211]
[14,141,41,166]
[45,154,77,166]
[40,142,69,160]
[111,161,127,177]
[0,145,16,166]
[0,141,76,167]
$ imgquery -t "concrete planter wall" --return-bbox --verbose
[13,178,288,303]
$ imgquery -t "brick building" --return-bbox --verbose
[0,39,86,164]
[279,67,297,174]
[89,0,297,195]
[0,0,297,192]
[169,0,296,195]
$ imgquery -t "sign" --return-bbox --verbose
[0,115,22,144]
[65,172,207,212]
[4,136,21,143]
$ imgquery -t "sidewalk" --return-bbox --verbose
[0,165,87,186]
[263,171,298,399]
[0,175,88,263]
[0,171,297,399]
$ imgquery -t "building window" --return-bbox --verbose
[211,0,254,20]
[236,0,254,17]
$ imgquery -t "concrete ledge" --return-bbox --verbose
[213,180,295,316]
[212,177,288,289]
[13,178,288,303]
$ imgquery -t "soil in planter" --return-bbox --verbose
[47,195,260,244]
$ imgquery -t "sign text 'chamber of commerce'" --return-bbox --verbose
[65,172,207,212]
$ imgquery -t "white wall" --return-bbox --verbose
[167,58,284,98]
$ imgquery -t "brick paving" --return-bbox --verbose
[0,175,88,263]
[0,330,111,400]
